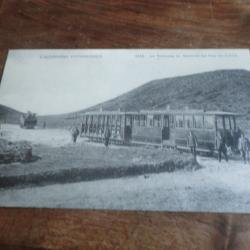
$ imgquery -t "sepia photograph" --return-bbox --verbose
[0,49,250,213]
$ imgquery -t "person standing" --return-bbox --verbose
[71,126,79,143]
[233,127,242,153]
[239,133,250,164]
[81,122,85,136]
[217,131,228,162]
[187,131,198,162]
[104,126,111,148]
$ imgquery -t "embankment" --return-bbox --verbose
[0,157,198,189]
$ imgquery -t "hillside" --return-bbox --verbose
[38,69,250,128]
[37,112,80,128]
[87,69,250,114]
[0,104,23,124]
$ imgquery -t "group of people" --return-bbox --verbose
[71,123,250,163]
[217,128,250,163]
[187,128,250,164]
[70,125,111,147]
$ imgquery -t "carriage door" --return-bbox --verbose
[162,115,170,140]
[124,114,132,142]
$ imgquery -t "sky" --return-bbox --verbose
[0,49,249,115]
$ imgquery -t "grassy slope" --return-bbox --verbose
[0,104,23,124]
[0,142,194,188]
[88,69,250,114]
[32,69,250,128]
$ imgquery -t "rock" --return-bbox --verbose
[0,139,32,164]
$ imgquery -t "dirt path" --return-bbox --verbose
[0,156,250,212]
[1,124,73,147]
[0,124,194,188]
[1,124,250,213]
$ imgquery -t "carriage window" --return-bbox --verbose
[194,115,203,129]
[93,116,98,133]
[93,123,97,133]
[153,115,161,127]
[126,116,132,126]
[101,116,104,125]
[140,115,146,127]
[231,116,236,130]
[101,116,105,125]
[116,115,121,135]
[111,115,116,125]
[98,115,102,125]
[93,116,98,123]
[163,116,169,127]
[149,119,153,127]
[90,115,93,125]
[175,115,184,128]
[134,115,140,126]
[147,115,154,127]
[116,115,121,126]
[111,124,116,135]
[224,116,231,130]
[216,116,224,129]
[204,116,214,129]
[121,115,125,126]
[106,116,110,125]
[170,115,174,128]
[185,115,193,128]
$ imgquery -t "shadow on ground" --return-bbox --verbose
[0,158,200,189]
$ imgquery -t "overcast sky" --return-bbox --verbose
[0,49,249,115]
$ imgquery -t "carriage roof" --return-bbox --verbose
[139,110,241,116]
[83,110,137,115]
[83,109,241,116]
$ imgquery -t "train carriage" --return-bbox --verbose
[130,110,240,154]
[171,110,239,154]
[81,109,240,154]
[81,111,137,144]
[131,110,171,144]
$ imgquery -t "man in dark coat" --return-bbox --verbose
[217,131,228,162]
[239,133,250,164]
[187,131,198,162]
[81,122,85,136]
[71,126,80,143]
[233,127,242,153]
[104,127,111,148]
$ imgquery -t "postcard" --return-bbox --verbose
[0,49,250,213]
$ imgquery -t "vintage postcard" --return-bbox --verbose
[0,49,250,213]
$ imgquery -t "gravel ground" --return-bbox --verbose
[1,124,250,213]
[0,157,250,213]
[0,124,192,178]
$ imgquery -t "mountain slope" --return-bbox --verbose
[3,69,250,128]
[0,105,23,124]
[37,69,250,128]
[86,69,250,115]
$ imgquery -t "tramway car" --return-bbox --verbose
[165,110,239,154]
[81,111,137,144]
[81,109,240,154]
